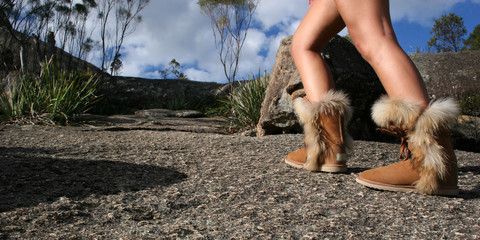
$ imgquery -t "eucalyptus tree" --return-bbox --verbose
[96,0,149,74]
[2,0,96,59]
[198,0,259,83]
[7,0,56,40]
[110,0,149,75]
[96,0,115,72]
[71,0,97,60]
[53,0,96,53]
[1,0,149,76]
[158,58,188,80]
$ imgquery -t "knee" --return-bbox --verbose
[351,35,397,64]
[290,34,325,60]
[290,36,299,58]
[352,38,377,63]
[290,35,307,59]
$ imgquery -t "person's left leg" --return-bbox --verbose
[334,0,460,195]
[334,0,429,108]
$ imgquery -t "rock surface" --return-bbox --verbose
[410,50,480,100]
[0,118,479,239]
[255,36,304,136]
[135,109,205,118]
[75,112,228,134]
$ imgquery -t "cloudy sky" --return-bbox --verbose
[113,0,480,83]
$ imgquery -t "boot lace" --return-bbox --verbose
[378,126,411,161]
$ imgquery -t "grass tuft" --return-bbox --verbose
[213,71,269,131]
[0,58,101,125]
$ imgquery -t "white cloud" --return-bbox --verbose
[265,33,289,67]
[389,0,467,26]
[254,0,308,31]
[111,0,476,83]
[184,68,215,83]
[119,0,309,83]
[120,1,218,79]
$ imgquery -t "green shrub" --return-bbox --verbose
[214,71,269,130]
[460,94,480,116]
[164,95,191,111]
[0,58,101,125]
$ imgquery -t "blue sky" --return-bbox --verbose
[393,1,480,53]
[115,0,480,83]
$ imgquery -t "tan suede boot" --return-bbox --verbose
[285,90,353,172]
[356,96,460,196]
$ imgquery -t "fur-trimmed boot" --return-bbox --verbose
[285,90,353,172]
[356,96,460,195]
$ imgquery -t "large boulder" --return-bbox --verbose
[257,35,385,139]
[410,51,480,101]
[254,36,304,136]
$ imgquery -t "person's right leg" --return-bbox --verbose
[290,0,345,103]
[287,0,353,172]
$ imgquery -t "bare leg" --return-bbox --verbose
[291,0,345,103]
[334,0,429,108]
[286,1,351,172]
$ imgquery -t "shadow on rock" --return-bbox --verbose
[0,147,187,212]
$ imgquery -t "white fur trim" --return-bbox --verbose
[293,90,353,171]
[294,90,353,129]
[409,98,459,181]
[371,96,459,193]
[371,96,422,130]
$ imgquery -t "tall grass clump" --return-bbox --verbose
[0,58,101,125]
[215,71,269,130]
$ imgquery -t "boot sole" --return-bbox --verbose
[356,176,459,196]
[284,158,347,173]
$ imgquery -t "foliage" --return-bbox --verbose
[1,0,149,74]
[110,53,123,76]
[164,95,191,111]
[198,0,259,83]
[459,94,480,117]
[0,1,14,17]
[2,0,98,59]
[158,59,188,80]
[427,13,467,53]
[0,58,101,125]
[213,71,269,130]
[463,24,480,51]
